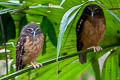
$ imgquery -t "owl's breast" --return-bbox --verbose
[22,34,44,64]
[80,18,105,49]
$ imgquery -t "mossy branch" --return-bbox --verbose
[0,45,117,80]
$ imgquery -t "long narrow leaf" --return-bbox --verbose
[0,2,22,6]
[57,3,86,60]
[97,1,120,21]
[60,0,66,7]
[29,4,63,9]
[0,4,62,15]
[0,8,16,15]
[60,4,83,31]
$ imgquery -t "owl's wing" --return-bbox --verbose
[76,14,86,50]
[76,14,87,64]
[16,35,26,71]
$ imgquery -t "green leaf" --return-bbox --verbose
[60,0,66,6]
[57,3,85,60]
[101,48,120,80]
[0,0,120,80]
[47,21,57,47]
[9,60,15,80]
[0,53,6,60]
[0,8,15,15]
[0,2,22,6]
[29,4,62,9]
[97,1,120,22]
[40,16,49,35]
[0,12,16,44]
[18,13,28,36]
[42,35,46,55]
[19,0,23,3]
[41,16,57,47]
[91,56,100,80]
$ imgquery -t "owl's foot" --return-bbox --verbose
[88,46,102,52]
[30,62,42,68]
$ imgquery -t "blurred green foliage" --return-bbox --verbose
[0,0,120,80]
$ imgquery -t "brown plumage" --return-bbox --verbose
[76,4,106,64]
[16,22,44,71]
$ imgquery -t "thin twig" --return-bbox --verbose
[0,45,116,80]
[0,16,8,75]
[109,8,120,10]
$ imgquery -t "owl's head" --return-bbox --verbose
[21,22,42,37]
[83,4,104,17]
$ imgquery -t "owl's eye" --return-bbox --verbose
[94,8,101,13]
[86,9,90,13]
[36,29,41,32]
[35,27,41,32]
[27,28,33,32]
[95,10,99,13]
[35,28,42,35]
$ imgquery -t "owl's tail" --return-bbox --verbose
[79,54,86,64]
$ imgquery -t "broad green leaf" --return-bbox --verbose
[0,0,120,80]
[42,35,46,55]
[41,16,57,47]
[101,47,120,80]
[18,13,28,36]
[40,16,49,35]
[0,12,16,44]
[91,57,100,80]
[47,21,57,47]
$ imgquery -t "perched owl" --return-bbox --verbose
[16,22,44,71]
[76,4,106,64]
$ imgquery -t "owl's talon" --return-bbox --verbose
[87,46,102,52]
[30,62,42,68]
[39,63,43,67]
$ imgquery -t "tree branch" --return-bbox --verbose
[0,45,116,80]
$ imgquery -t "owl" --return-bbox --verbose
[16,22,44,71]
[76,4,106,64]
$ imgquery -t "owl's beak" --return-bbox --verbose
[91,11,94,17]
[33,31,36,38]
[91,11,94,20]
